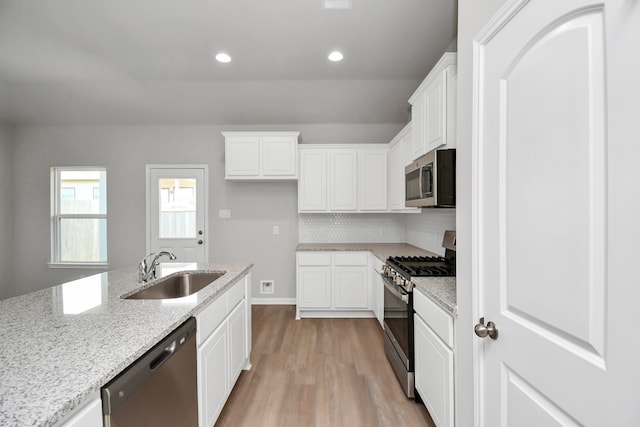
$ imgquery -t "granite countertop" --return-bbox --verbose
[0,261,253,427]
[296,243,457,315]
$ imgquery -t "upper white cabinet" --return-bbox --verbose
[223,131,299,180]
[328,149,358,211]
[388,123,420,212]
[298,144,388,213]
[358,149,388,211]
[409,53,457,160]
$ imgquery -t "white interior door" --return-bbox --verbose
[147,165,207,263]
[474,0,640,425]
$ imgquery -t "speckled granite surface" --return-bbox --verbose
[296,243,457,315]
[412,277,457,315]
[296,242,438,262]
[0,261,252,427]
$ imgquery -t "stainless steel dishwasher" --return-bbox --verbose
[101,318,198,427]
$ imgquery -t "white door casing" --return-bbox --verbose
[473,0,640,425]
[146,165,208,263]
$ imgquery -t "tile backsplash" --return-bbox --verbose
[405,209,456,255]
[298,213,407,243]
[298,209,456,254]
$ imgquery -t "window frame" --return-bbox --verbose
[49,167,109,268]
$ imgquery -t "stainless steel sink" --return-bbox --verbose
[126,272,224,299]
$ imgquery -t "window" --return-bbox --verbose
[51,168,107,266]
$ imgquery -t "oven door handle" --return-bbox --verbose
[382,274,409,304]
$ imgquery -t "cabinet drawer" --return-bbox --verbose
[196,294,227,346]
[333,252,368,266]
[227,277,245,310]
[297,252,331,266]
[414,288,453,348]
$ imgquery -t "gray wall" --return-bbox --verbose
[0,126,14,296]
[455,1,508,426]
[4,123,402,299]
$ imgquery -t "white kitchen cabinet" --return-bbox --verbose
[298,149,327,211]
[328,149,358,211]
[228,300,246,387]
[370,255,384,328]
[388,123,420,212]
[296,252,332,309]
[298,144,388,213]
[223,131,299,180]
[414,288,454,427]
[409,53,457,160]
[358,149,387,211]
[198,321,229,427]
[296,251,372,318]
[196,273,251,427]
[59,394,102,427]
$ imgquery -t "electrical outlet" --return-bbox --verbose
[260,280,274,294]
[219,209,231,219]
[273,225,280,235]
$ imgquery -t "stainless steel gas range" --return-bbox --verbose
[381,231,456,398]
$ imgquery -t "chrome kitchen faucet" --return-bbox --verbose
[138,251,177,282]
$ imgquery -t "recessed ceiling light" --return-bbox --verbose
[328,51,344,62]
[215,52,231,63]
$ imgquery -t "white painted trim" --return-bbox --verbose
[471,1,531,426]
[297,310,376,319]
[251,298,296,305]
[145,165,209,262]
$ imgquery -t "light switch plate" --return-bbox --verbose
[219,209,231,219]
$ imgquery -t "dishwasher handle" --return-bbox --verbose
[149,340,177,370]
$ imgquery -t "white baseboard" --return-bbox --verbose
[251,297,296,305]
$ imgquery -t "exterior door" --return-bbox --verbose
[474,0,640,425]
[147,166,207,263]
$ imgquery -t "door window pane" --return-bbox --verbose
[159,178,197,238]
[59,218,108,262]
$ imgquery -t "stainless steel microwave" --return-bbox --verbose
[405,149,456,208]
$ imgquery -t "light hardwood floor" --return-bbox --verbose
[215,305,435,427]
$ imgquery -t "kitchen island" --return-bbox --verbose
[0,261,253,427]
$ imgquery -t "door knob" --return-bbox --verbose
[474,317,498,340]
[197,240,203,245]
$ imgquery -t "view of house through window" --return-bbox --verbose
[52,168,107,264]
[159,178,197,239]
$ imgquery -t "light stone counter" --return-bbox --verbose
[295,243,456,314]
[0,261,253,427]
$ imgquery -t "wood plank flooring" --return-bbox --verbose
[215,305,435,427]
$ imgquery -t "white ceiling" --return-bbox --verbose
[0,0,457,126]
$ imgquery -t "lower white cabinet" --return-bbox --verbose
[296,251,372,318]
[198,321,229,427]
[370,255,384,328]
[196,273,251,427]
[414,288,454,427]
[59,394,102,427]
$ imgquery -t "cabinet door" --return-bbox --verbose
[358,149,387,211]
[411,94,427,159]
[333,266,368,309]
[61,397,102,427]
[424,73,446,153]
[414,314,454,427]
[388,142,403,210]
[198,324,229,427]
[225,136,260,178]
[261,136,297,177]
[298,149,327,211]
[328,149,357,211]
[297,266,331,308]
[228,300,246,386]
